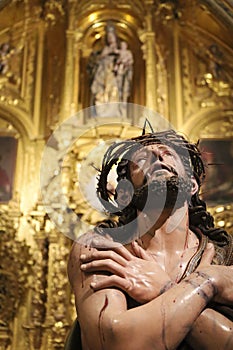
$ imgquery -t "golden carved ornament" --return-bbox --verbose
[0,206,33,347]
[43,234,71,349]
[23,203,73,350]
[23,205,51,349]
[42,0,65,26]
[209,205,233,235]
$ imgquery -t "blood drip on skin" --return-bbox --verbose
[79,248,84,288]
[184,213,189,250]
[98,295,109,349]
[181,214,190,259]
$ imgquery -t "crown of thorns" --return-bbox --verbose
[96,129,205,213]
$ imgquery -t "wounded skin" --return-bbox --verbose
[68,239,233,350]
[98,295,109,349]
[68,143,233,349]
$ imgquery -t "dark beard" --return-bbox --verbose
[132,175,192,212]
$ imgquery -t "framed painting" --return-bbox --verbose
[199,138,233,206]
[0,136,18,202]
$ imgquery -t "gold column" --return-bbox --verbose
[20,138,45,213]
[61,29,75,122]
[60,1,77,122]
[173,21,183,129]
[71,31,83,115]
[139,14,157,112]
[33,22,45,135]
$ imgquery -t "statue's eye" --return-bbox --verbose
[131,155,147,170]
[131,149,148,169]
[137,158,147,167]
[162,150,174,158]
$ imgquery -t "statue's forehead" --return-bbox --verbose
[130,143,175,156]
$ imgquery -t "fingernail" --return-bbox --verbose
[80,264,86,270]
[80,254,86,260]
[90,282,96,288]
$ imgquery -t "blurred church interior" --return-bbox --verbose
[0,0,232,349]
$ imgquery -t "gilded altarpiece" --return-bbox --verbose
[0,1,232,349]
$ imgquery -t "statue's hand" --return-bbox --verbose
[80,241,173,304]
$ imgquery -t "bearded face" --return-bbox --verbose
[131,175,192,212]
[127,144,193,213]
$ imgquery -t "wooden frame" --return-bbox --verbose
[199,138,233,206]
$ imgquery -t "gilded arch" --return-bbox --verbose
[182,108,233,141]
[0,104,36,141]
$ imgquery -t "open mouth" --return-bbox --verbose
[150,162,178,176]
[149,168,172,180]
[153,169,171,175]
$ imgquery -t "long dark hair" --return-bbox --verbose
[96,130,230,246]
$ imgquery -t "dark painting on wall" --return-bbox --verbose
[199,138,233,206]
[0,136,18,202]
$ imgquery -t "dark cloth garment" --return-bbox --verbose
[64,319,82,350]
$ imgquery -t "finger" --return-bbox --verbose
[199,243,215,267]
[80,259,125,276]
[112,245,134,261]
[90,275,131,292]
[80,250,128,267]
[131,241,152,261]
